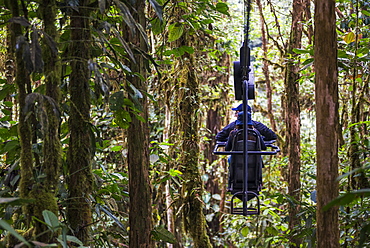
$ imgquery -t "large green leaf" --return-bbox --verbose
[43,210,61,231]
[168,23,184,42]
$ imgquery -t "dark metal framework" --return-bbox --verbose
[213,0,280,216]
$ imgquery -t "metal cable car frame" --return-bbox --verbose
[213,0,280,216]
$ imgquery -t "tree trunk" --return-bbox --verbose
[66,0,94,244]
[26,0,62,242]
[256,0,277,132]
[178,56,211,247]
[9,0,35,231]
[314,0,340,247]
[126,0,154,247]
[284,0,303,246]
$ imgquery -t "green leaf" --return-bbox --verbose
[0,84,16,101]
[1,140,19,153]
[241,226,249,237]
[0,219,31,247]
[151,225,177,244]
[43,210,60,231]
[338,50,349,58]
[110,145,122,151]
[178,46,194,55]
[301,58,314,66]
[57,235,84,247]
[114,110,131,129]
[359,223,370,247]
[168,169,182,177]
[215,2,229,16]
[323,189,370,211]
[361,10,370,16]
[266,226,279,236]
[293,48,310,54]
[168,23,184,42]
[150,18,164,35]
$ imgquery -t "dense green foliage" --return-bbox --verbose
[0,0,369,247]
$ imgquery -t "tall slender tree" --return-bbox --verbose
[284,0,304,246]
[66,0,94,244]
[256,0,277,132]
[125,0,154,246]
[314,0,340,247]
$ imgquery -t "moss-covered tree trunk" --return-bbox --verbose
[8,0,34,231]
[31,0,61,242]
[8,0,61,243]
[314,0,340,247]
[125,0,154,247]
[66,0,94,244]
[284,0,303,246]
[178,59,211,248]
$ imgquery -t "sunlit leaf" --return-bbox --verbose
[293,48,310,54]
[344,31,355,44]
[241,226,249,237]
[362,10,370,16]
[168,23,184,42]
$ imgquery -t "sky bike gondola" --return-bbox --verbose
[213,0,280,216]
[213,64,280,215]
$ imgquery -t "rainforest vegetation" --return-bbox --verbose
[0,0,369,247]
